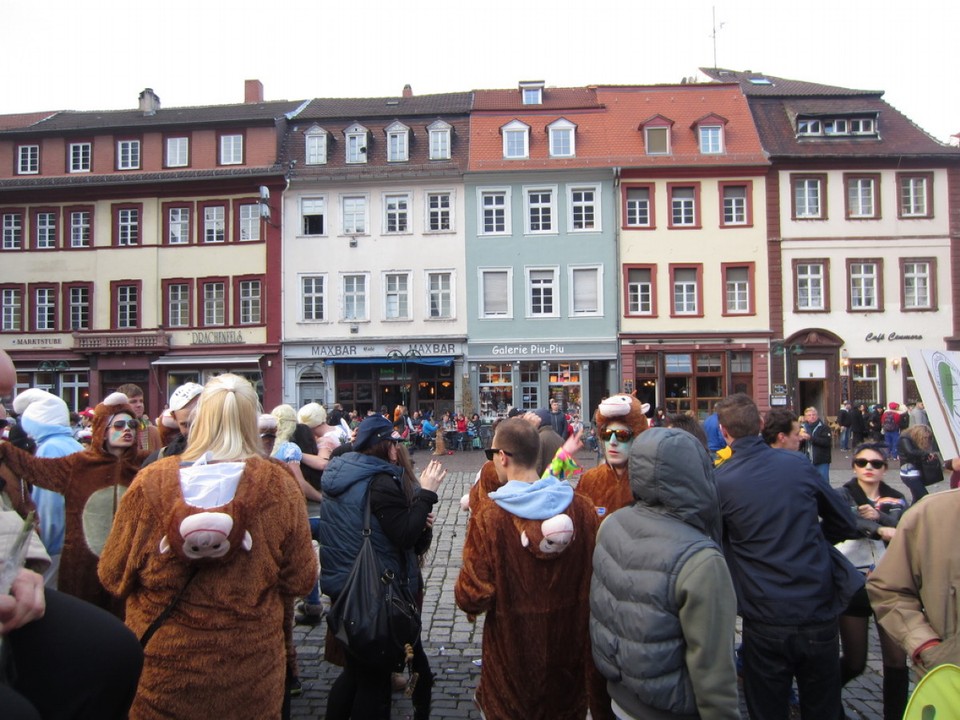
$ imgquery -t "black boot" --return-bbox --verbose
[882,665,909,720]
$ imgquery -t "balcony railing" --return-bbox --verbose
[72,332,170,353]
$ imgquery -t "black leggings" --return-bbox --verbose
[325,640,433,720]
[0,589,143,720]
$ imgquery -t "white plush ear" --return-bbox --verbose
[241,531,253,552]
[520,530,530,548]
[640,403,651,415]
[159,535,171,553]
[460,492,471,512]
[102,392,131,407]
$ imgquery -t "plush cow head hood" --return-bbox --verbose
[628,427,721,542]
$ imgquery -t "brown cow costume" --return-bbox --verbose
[0,392,147,614]
[99,453,316,720]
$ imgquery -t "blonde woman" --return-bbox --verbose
[270,404,323,502]
[99,374,317,720]
[897,423,942,503]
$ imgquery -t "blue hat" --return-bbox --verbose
[353,414,401,452]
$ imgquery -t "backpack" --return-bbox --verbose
[882,412,899,433]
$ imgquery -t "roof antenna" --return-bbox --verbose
[711,6,725,70]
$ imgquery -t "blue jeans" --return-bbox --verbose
[840,427,850,450]
[885,430,900,459]
[741,618,843,720]
[814,463,830,483]
[306,516,321,606]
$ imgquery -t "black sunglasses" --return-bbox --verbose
[111,419,139,431]
[853,458,886,470]
[484,447,514,461]
[604,428,634,443]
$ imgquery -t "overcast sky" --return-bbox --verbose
[2,0,957,142]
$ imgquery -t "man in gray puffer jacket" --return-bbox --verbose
[589,427,739,720]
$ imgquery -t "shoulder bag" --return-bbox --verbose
[326,491,421,671]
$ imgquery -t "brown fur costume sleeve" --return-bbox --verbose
[0,442,75,494]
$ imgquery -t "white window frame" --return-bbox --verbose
[70,211,90,248]
[301,274,327,322]
[722,185,748,225]
[427,120,451,160]
[301,197,326,236]
[501,120,530,159]
[2,213,23,250]
[477,187,511,235]
[625,187,651,227]
[385,121,410,163]
[35,287,56,331]
[644,126,671,155]
[847,176,877,219]
[383,272,411,320]
[698,125,723,154]
[203,205,225,243]
[117,208,139,246]
[202,282,226,326]
[305,126,328,165]
[1,288,22,330]
[568,184,601,232]
[569,265,602,317]
[166,137,189,167]
[797,118,822,136]
[117,285,139,329]
[672,268,699,315]
[220,134,243,165]
[903,261,931,310]
[478,267,513,319]
[239,204,260,241]
[341,273,369,321]
[68,286,89,330]
[117,140,140,170]
[796,263,825,311]
[850,262,878,310]
[69,142,91,173]
[36,212,57,249]
[547,119,576,158]
[168,283,190,328]
[344,123,368,164]
[522,86,543,105]
[526,266,559,318]
[340,194,368,235]
[900,175,929,218]
[18,145,39,174]
[383,193,411,234]
[627,268,653,315]
[794,177,822,219]
[238,280,262,325]
[850,118,875,135]
[524,185,557,235]
[724,266,750,314]
[425,191,454,232]
[426,270,454,319]
[168,207,190,245]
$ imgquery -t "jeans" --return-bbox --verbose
[900,473,929,505]
[741,618,843,720]
[840,427,850,450]
[885,430,900,459]
[814,463,830,483]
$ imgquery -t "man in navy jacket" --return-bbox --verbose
[714,394,860,720]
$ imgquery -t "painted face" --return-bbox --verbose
[601,422,634,468]
[108,413,137,449]
[781,422,802,452]
[853,450,887,485]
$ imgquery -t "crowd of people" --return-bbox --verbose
[1,340,958,720]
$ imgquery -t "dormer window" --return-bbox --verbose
[640,115,674,155]
[385,121,410,162]
[502,120,530,159]
[427,120,452,160]
[344,123,368,164]
[547,118,576,158]
[692,114,728,155]
[797,119,822,136]
[824,119,847,135]
[850,118,875,135]
[520,80,545,106]
[797,115,878,137]
[305,125,328,165]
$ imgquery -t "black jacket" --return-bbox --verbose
[802,420,832,465]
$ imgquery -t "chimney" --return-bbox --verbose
[138,88,161,116]
[402,84,413,98]
[245,79,264,104]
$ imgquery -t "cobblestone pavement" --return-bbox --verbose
[292,445,945,719]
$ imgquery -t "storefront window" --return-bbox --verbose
[478,363,514,421]
[664,352,726,419]
[519,362,539,410]
[547,362,581,415]
[851,361,880,406]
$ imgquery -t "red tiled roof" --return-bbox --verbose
[467,84,768,171]
[0,111,58,130]
[472,88,602,111]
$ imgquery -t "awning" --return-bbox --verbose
[324,356,453,367]
[151,354,263,367]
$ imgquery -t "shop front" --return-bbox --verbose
[620,336,770,419]
[283,340,466,417]
[468,340,619,423]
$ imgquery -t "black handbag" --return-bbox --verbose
[327,492,421,671]
[921,454,945,487]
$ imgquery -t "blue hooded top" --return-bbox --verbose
[488,476,574,520]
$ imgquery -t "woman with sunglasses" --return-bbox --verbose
[836,443,909,720]
[0,391,149,615]
[319,414,446,720]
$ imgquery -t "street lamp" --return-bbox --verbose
[37,360,70,372]
[386,348,422,408]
